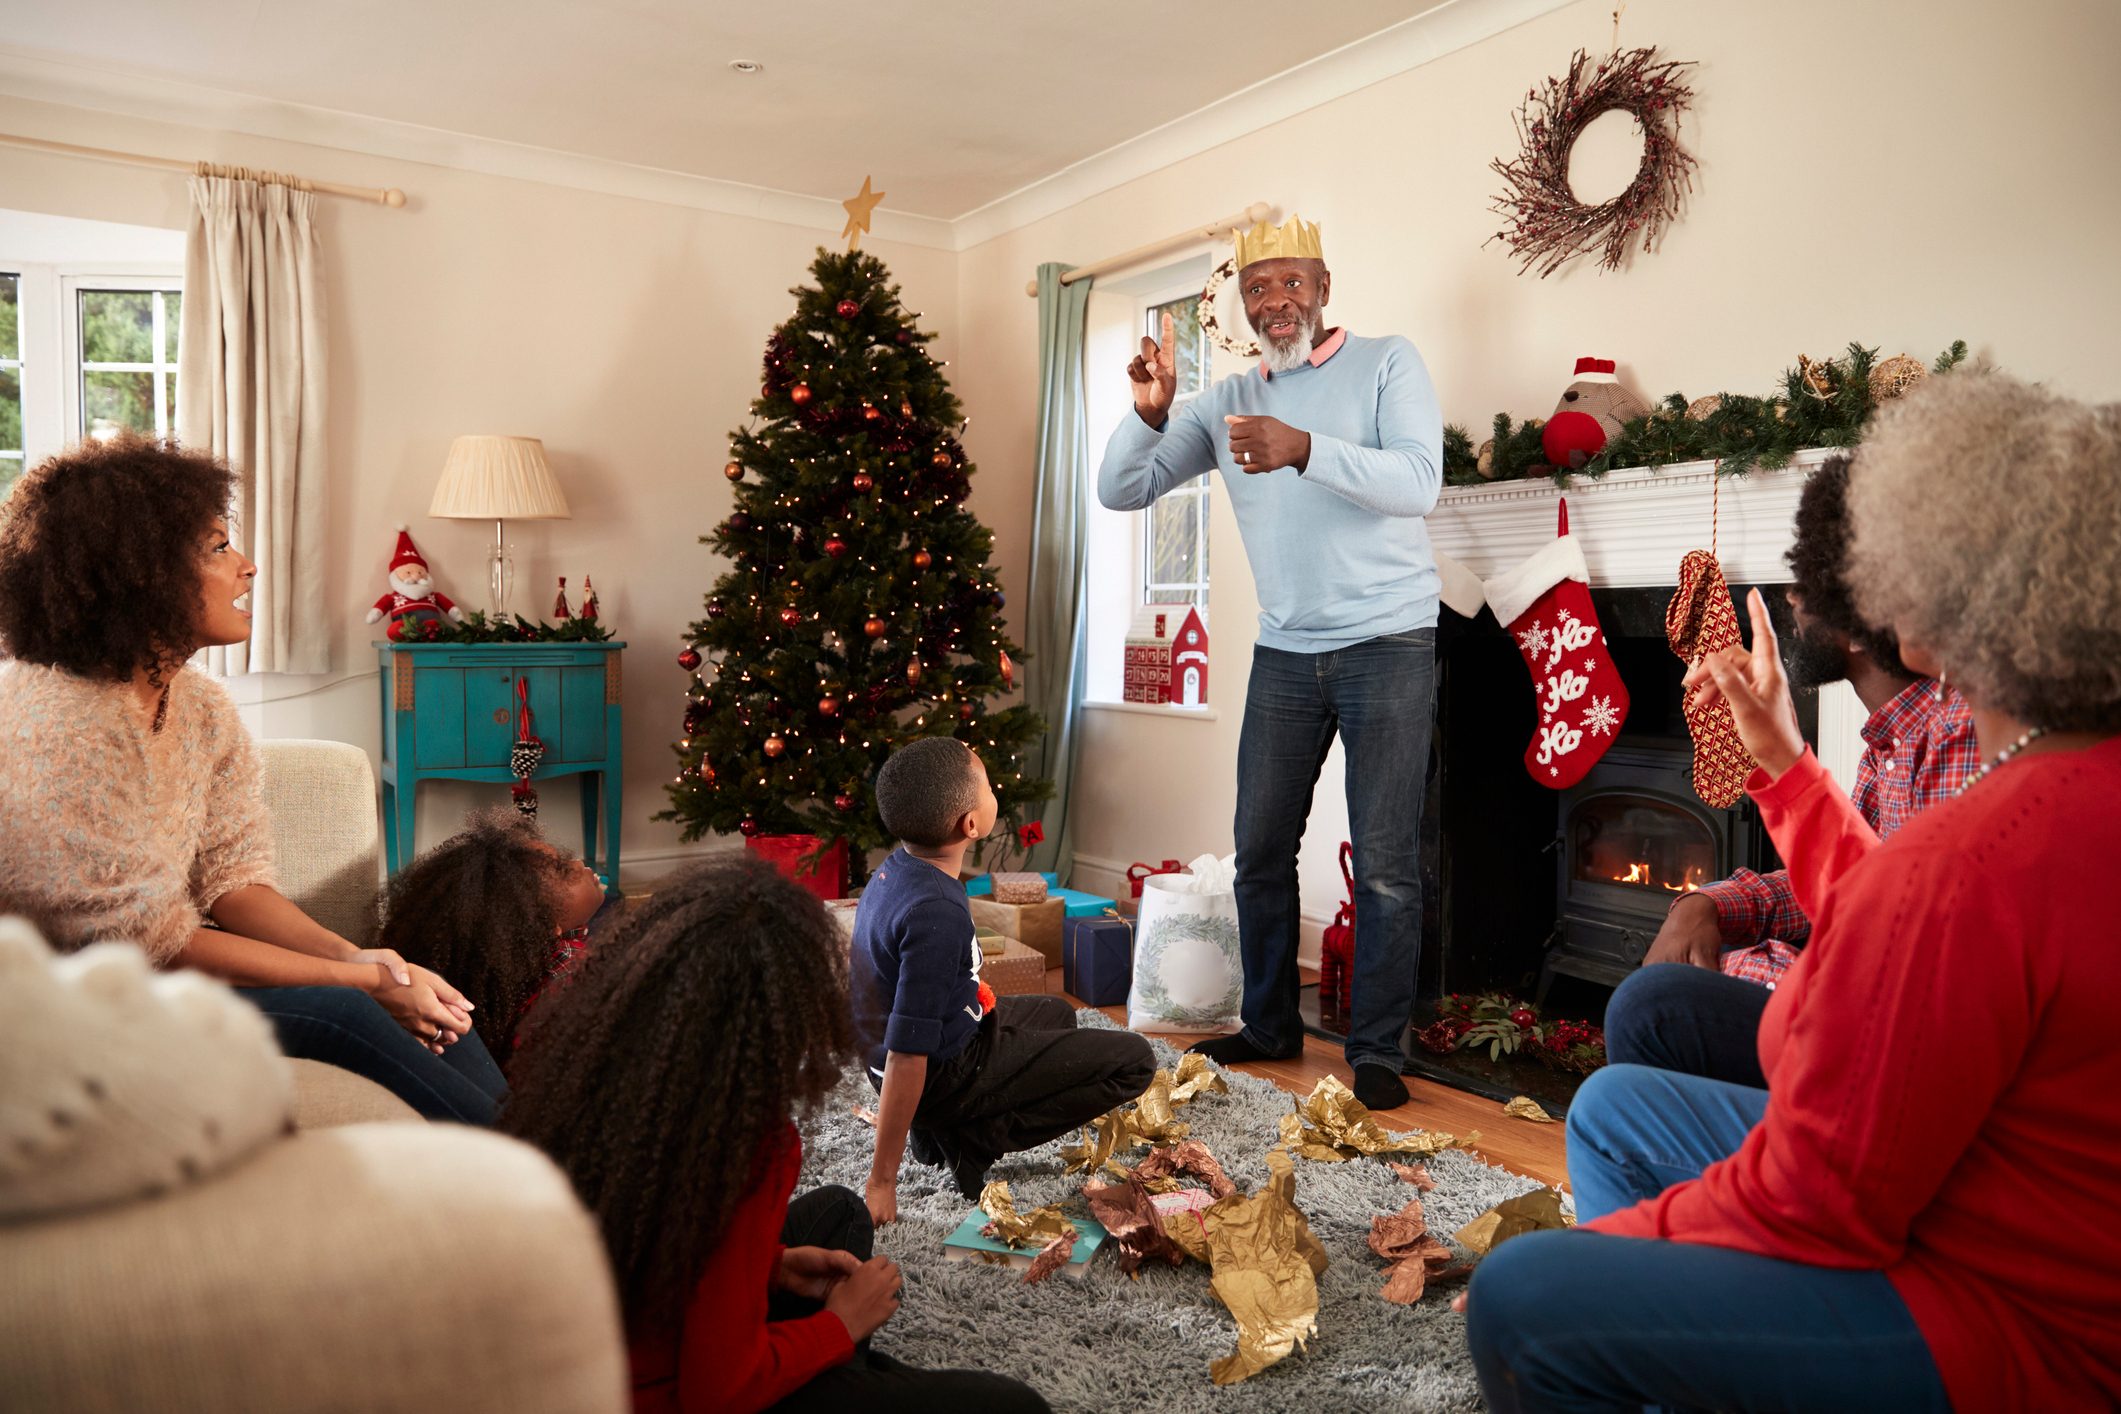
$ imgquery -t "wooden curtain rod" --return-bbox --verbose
[0,131,409,207]
[1024,201,1274,296]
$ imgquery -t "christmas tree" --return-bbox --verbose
[659,249,1050,875]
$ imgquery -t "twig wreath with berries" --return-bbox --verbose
[1197,256,1261,360]
[1487,46,1698,278]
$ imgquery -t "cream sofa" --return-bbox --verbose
[0,741,629,1412]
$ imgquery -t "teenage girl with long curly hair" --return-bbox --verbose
[500,855,1048,1413]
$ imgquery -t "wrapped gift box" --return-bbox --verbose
[1061,915,1134,1007]
[970,896,1064,968]
[982,937,1048,996]
[977,927,1008,957]
[966,870,1056,897]
[824,897,860,943]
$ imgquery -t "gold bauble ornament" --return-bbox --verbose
[724,460,743,481]
[1868,354,1929,402]
[1685,394,1723,421]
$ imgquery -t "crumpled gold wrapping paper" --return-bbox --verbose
[1277,1075,1477,1162]
[1452,1187,1573,1257]
[978,1181,1078,1250]
[1203,1149,1329,1385]
[1367,1194,1471,1304]
[1062,1054,1233,1177]
[1502,1095,1556,1123]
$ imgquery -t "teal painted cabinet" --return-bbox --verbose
[376,641,626,894]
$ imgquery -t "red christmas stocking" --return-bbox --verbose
[1483,499,1629,788]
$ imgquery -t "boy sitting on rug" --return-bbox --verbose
[854,737,1155,1223]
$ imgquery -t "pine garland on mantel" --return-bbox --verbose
[1443,340,1968,488]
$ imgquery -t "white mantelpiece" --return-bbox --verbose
[1427,447,1838,586]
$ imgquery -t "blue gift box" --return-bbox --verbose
[1062,915,1134,1007]
[965,872,1115,919]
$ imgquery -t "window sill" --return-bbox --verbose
[1081,700,1221,722]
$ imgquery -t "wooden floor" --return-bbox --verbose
[1048,969,1568,1189]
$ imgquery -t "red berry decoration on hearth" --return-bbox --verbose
[789,382,812,405]
[1481,498,1629,789]
[836,299,860,318]
[677,647,702,672]
[824,537,848,558]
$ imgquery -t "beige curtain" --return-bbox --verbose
[178,169,331,675]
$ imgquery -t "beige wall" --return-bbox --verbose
[949,0,2121,943]
[0,92,960,880]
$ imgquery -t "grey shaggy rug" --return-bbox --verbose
[798,1012,1542,1412]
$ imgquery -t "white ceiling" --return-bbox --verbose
[0,0,1455,220]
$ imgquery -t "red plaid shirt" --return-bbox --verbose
[1704,681,1979,984]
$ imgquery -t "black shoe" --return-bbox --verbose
[1352,1062,1409,1112]
[951,1147,997,1200]
[908,1127,947,1168]
[1186,1032,1301,1064]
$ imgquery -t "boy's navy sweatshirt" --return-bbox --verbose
[849,846,985,1081]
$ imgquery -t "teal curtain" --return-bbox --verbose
[1024,262,1092,882]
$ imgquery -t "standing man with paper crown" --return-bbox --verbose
[1098,216,1443,1110]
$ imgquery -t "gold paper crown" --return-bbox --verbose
[1234,215,1325,269]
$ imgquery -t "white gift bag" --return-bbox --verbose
[1127,853,1244,1034]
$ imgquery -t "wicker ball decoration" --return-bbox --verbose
[1198,256,1262,360]
[1868,354,1929,402]
[1685,394,1723,421]
[1487,47,1699,279]
[1476,439,1497,478]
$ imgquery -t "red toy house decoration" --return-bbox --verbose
[1122,603,1209,706]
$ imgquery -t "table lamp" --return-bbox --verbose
[428,435,571,617]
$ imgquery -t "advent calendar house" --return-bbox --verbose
[1123,604,1209,706]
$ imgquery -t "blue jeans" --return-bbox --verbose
[240,986,509,1124]
[1465,1064,1949,1412]
[1604,963,1772,1089]
[1233,629,1434,1071]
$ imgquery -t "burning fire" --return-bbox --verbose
[1608,861,1708,893]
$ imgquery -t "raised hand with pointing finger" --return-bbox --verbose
[1126,310,1179,427]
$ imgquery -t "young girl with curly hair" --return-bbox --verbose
[373,809,610,1055]
[500,855,1047,1414]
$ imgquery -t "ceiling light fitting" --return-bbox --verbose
[727,60,763,75]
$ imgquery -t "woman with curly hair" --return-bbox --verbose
[375,809,609,1054]
[1462,371,2121,1411]
[501,855,1047,1414]
[0,434,506,1123]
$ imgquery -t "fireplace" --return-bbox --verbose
[1541,738,1771,996]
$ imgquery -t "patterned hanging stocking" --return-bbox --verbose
[1482,498,1629,789]
[510,677,545,816]
[1665,549,1756,807]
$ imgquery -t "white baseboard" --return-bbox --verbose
[1071,850,1324,971]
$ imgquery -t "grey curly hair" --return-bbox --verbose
[1846,370,2121,732]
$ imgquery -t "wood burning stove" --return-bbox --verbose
[1539,738,1773,996]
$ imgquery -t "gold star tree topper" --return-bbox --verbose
[841,175,885,251]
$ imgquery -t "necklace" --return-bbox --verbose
[1956,726,2048,795]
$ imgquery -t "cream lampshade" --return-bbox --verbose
[429,435,571,617]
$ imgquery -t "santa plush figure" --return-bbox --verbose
[366,526,464,632]
[1542,357,1652,471]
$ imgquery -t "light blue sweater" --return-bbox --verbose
[1096,332,1443,653]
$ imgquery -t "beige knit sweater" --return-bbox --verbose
[0,662,277,962]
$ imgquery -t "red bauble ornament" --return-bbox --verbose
[931,450,953,469]
[851,472,875,493]
[790,382,813,405]
[706,599,726,619]
[1511,1008,1538,1029]
[863,616,888,638]
[999,649,1015,690]
[862,403,882,422]
[779,607,802,627]
[739,817,760,837]
[906,658,923,685]
[723,460,743,482]
[677,647,702,671]
[956,701,975,721]
[833,792,857,813]
[836,299,860,318]
[912,549,932,570]
[818,695,841,717]
[699,762,716,786]
[683,704,706,736]
[824,537,848,558]
[763,734,786,758]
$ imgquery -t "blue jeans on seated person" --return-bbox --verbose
[1604,962,1772,1089]
[1464,1063,1948,1412]
[1234,629,1434,1072]
[239,985,508,1124]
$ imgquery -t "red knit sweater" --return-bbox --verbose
[630,1126,854,1414]
[1588,742,2121,1410]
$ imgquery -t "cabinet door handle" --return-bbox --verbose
[494,708,510,725]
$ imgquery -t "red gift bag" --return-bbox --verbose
[745,834,848,902]
[1125,858,1184,899]
[1318,842,1355,1024]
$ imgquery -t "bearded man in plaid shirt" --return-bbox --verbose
[1605,454,1980,1088]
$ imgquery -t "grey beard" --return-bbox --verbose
[1254,310,1320,374]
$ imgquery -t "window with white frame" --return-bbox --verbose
[0,255,183,499]
[1140,288,1210,610]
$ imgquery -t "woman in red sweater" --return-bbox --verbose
[501,856,1048,1413]
[1462,372,2121,1411]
